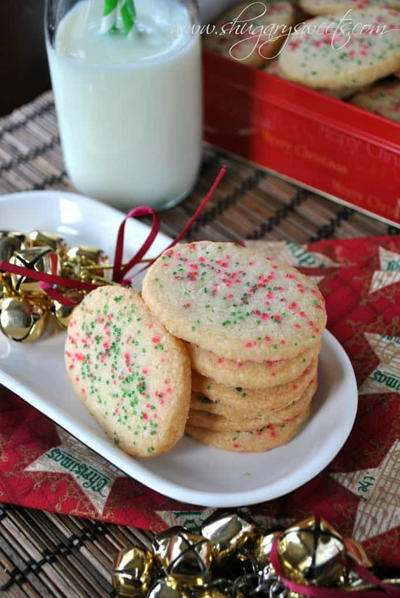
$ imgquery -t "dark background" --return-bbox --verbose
[1,0,51,116]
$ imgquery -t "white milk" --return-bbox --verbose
[47,0,202,209]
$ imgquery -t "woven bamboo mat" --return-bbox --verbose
[0,91,399,597]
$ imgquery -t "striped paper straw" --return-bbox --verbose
[101,0,119,33]
[101,0,136,35]
[120,0,136,35]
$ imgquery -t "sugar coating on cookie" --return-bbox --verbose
[350,79,400,122]
[65,286,191,457]
[143,241,326,362]
[261,57,365,97]
[278,8,400,90]
[299,0,399,17]
[186,409,310,452]
[191,360,317,415]
[204,0,296,67]
[189,343,319,388]
[191,388,309,421]
[190,377,317,430]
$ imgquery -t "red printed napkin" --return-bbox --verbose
[0,236,399,567]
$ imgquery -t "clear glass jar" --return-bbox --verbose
[45,0,202,211]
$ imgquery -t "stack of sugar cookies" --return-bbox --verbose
[204,1,400,122]
[142,241,327,453]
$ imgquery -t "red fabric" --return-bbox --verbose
[1,236,400,567]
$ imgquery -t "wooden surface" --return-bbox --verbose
[0,91,398,597]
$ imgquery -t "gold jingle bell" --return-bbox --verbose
[23,230,65,252]
[277,516,348,588]
[0,230,25,242]
[0,272,12,300]
[66,245,105,264]
[196,589,231,598]
[155,531,213,587]
[254,531,282,567]
[0,231,25,263]
[112,546,154,597]
[147,578,190,598]
[152,527,187,563]
[62,245,108,283]
[0,297,49,342]
[9,247,55,293]
[201,511,256,558]
[53,290,83,329]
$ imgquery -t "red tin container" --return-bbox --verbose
[203,50,400,225]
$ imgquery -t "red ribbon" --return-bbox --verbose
[39,282,77,306]
[269,536,400,597]
[0,262,99,292]
[112,206,160,283]
[0,166,227,303]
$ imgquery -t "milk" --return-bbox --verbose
[47,0,202,209]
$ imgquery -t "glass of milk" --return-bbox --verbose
[45,0,202,210]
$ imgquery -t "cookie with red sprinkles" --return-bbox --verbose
[262,58,366,98]
[185,409,311,452]
[65,286,191,457]
[350,78,400,122]
[278,8,400,90]
[299,0,400,17]
[191,362,317,417]
[189,342,318,389]
[190,378,317,430]
[142,241,326,362]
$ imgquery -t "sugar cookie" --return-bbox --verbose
[350,79,400,122]
[65,286,191,457]
[299,0,400,17]
[142,242,326,362]
[189,343,318,389]
[278,8,400,90]
[188,378,317,431]
[186,410,310,452]
[191,363,317,418]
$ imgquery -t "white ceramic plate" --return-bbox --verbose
[0,191,358,507]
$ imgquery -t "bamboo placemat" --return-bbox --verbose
[0,91,398,597]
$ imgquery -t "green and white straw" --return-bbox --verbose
[101,0,136,35]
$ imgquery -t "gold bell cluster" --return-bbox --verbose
[0,230,108,343]
[112,512,397,598]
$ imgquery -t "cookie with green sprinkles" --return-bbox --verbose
[350,79,400,122]
[142,241,326,362]
[189,343,319,389]
[262,58,363,98]
[185,409,311,452]
[299,0,400,17]
[65,286,191,457]
[278,8,400,90]
[191,362,317,418]
[190,378,317,430]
